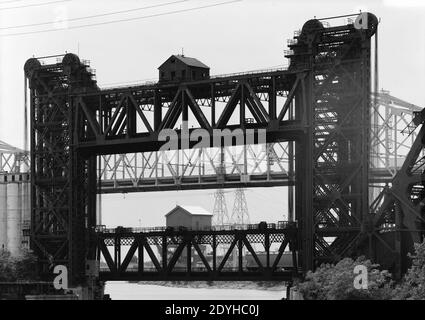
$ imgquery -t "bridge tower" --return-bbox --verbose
[286,13,379,271]
[24,54,98,287]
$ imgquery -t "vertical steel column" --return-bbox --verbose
[238,237,243,273]
[269,76,277,120]
[212,234,217,272]
[211,84,216,126]
[298,72,314,272]
[162,235,167,270]
[240,83,246,127]
[138,236,144,273]
[154,90,162,131]
[187,240,192,274]
[265,231,270,269]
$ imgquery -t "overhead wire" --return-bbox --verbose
[0,0,27,4]
[0,0,70,11]
[0,0,243,37]
[0,0,190,30]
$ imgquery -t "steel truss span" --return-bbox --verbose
[369,109,425,277]
[370,90,422,182]
[25,12,424,286]
[98,142,293,193]
[0,140,29,174]
[96,223,298,281]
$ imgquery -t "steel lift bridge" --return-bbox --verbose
[23,12,424,287]
[0,140,29,175]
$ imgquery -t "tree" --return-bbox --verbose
[0,249,39,282]
[294,256,394,300]
[392,240,425,300]
[13,249,39,280]
[0,251,15,281]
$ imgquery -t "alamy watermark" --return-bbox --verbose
[354,12,370,30]
[53,265,68,290]
[158,121,267,152]
[353,264,368,290]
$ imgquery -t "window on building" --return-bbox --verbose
[161,71,165,78]
[192,70,196,79]
[182,70,186,79]
[171,71,176,80]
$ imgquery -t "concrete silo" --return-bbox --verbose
[0,182,7,250]
[6,182,21,256]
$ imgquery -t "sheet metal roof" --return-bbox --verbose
[165,205,213,217]
[159,55,210,69]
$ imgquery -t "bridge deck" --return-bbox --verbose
[99,270,295,282]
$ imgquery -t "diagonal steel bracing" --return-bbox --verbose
[96,222,298,281]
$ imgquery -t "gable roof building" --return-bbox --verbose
[158,54,210,82]
[165,205,213,230]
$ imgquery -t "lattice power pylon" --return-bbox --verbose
[231,188,250,225]
[213,189,230,226]
[212,147,231,226]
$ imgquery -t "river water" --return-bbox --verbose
[105,282,286,300]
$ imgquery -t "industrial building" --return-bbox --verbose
[165,205,213,230]
[0,140,31,256]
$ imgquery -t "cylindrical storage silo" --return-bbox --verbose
[0,182,7,250]
[7,182,22,256]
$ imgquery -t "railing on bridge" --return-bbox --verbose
[98,67,289,90]
[95,221,298,281]
[96,221,295,234]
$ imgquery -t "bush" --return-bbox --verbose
[294,256,394,300]
[392,241,425,300]
[0,249,39,282]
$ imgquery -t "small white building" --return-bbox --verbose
[165,205,213,230]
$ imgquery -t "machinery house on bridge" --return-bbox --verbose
[158,54,210,82]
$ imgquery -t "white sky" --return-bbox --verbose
[1,0,424,227]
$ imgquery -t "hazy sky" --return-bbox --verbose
[1,0,424,228]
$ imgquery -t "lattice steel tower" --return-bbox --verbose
[212,147,231,226]
[231,188,250,224]
[213,189,230,226]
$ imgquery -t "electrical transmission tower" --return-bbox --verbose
[231,188,250,224]
[213,189,230,226]
[212,147,230,226]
